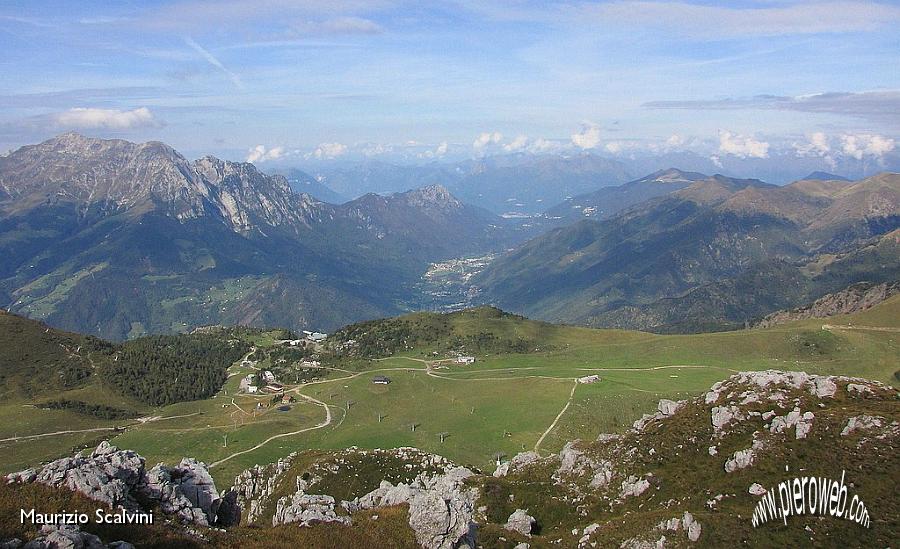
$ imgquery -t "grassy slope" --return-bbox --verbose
[95,299,900,485]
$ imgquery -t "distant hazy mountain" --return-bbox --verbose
[311,154,633,214]
[279,168,349,204]
[475,172,900,333]
[544,168,707,224]
[0,134,514,339]
[803,171,850,182]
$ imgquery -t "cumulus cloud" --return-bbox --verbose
[528,138,564,154]
[841,133,895,160]
[793,132,836,167]
[795,131,831,156]
[503,134,528,152]
[717,130,770,158]
[473,131,503,150]
[246,144,285,163]
[665,134,684,148]
[311,142,347,159]
[604,141,623,154]
[418,141,450,159]
[571,122,601,149]
[55,107,156,129]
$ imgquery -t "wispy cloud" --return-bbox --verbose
[574,1,900,38]
[54,107,157,129]
[644,91,900,124]
[289,16,383,36]
[184,37,244,90]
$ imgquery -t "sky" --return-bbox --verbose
[1,0,898,167]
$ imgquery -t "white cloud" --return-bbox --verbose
[528,138,563,154]
[473,131,503,150]
[55,107,156,129]
[571,122,601,149]
[246,144,285,163]
[361,142,392,157]
[717,130,769,158]
[604,141,623,154]
[418,141,450,159]
[841,133,895,160]
[795,132,831,156]
[665,134,684,148]
[503,134,528,152]
[311,142,347,159]
[794,132,836,167]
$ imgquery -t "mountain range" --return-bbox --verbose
[313,154,632,214]
[0,134,514,339]
[476,172,900,332]
[2,133,897,339]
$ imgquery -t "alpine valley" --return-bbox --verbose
[2,134,897,340]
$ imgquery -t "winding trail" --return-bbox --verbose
[533,379,579,453]
[0,427,122,443]
[209,392,332,469]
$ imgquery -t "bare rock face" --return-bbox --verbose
[682,511,702,542]
[619,475,651,499]
[25,441,143,509]
[345,466,478,549]
[724,448,756,473]
[273,493,349,527]
[231,453,297,524]
[553,442,616,489]
[20,524,104,549]
[657,399,682,417]
[494,451,541,478]
[6,442,236,527]
[755,281,900,328]
[504,509,536,536]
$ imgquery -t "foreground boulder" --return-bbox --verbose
[6,442,238,527]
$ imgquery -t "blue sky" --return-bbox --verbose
[1,0,898,165]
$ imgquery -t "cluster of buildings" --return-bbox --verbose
[239,370,283,394]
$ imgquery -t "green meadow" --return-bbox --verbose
[2,297,897,486]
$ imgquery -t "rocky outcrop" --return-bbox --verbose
[755,281,900,328]
[493,451,541,478]
[231,453,297,524]
[5,442,237,527]
[504,509,536,536]
[344,466,478,549]
[273,493,349,527]
[16,525,105,549]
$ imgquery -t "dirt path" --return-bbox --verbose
[533,379,578,453]
[208,392,332,469]
[822,324,900,333]
[0,427,122,443]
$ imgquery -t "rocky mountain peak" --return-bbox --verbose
[402,184,461,209]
